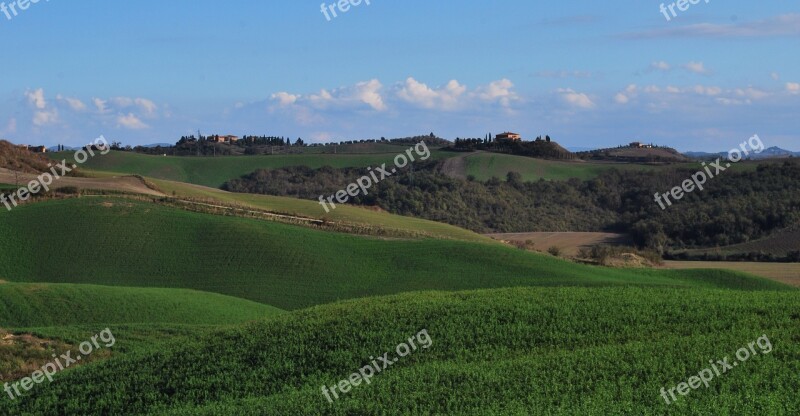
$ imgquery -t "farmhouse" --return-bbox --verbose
[629,142,653,149]
[209,135,240,144]
[29,146,47,153]
[496,132,522,141]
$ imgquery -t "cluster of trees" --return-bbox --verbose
[451,135,574,160]
[224,159,800,252]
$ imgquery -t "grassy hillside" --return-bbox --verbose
[0,198,788,311]
[461,152,664,181]
[53,150,451,188]
[459,152,762,182]
[2,287,797,415]
[0,283,282,328]
[150,179,492,243]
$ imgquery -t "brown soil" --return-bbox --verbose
[486,232,630,257]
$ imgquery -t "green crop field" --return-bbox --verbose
[0,197,788,311]
[2,287,797,415]
[0,283,282,328]
[50,150,452,188]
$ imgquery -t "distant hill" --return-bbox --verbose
[685,146,799,160]
[451,139,576,160]
[0,140,51,173]
[578,145,689,163]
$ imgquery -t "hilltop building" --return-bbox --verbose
[496,132,522,141]
[209,135,240,144]
[629,142,653,149]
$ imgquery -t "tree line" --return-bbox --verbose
[223,159,800,252]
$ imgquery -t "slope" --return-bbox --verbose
[0,283,282,328]
[0,197,788,311]
[2,287,797,415]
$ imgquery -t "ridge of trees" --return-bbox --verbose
[223,159,800,252]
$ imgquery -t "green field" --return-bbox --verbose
[0,198,787,311]
[2,287,797,415]
[3,158,797,415]
[52,150,451,188]
[0,283,282,328]
[462,152,663,181]
[150,178,492,242]
[459,152,766,181]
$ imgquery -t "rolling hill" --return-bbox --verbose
[578,146,690,163]
[52,150,452,188]
[0,197,787,311]
[0,140,51,173]
[454,152,666,181]
[0,283,282,328]
[2,287,797,415]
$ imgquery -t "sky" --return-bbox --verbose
[1,0,799,151]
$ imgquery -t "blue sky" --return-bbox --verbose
[2,0,799,151]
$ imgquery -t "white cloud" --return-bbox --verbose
[716,97,749,106]
[271,92,299,106]
[116,113,149,129]
[614,93,630,104]
[25,88,47,109]
[557,88,595,109]
[787,82,800,94]
[302,79,386,111]
[650,61,671,71]
[353,79,386,111]
[93,98,109,113]
[397,77,466,110]
[693,85,722,96]
[683,61,710,75]
[134,98,157,116]
[107,97,158,115]
[32,110,58,126]
[57,95,87,111]
[25,89,59,126]
[734,87,769,100]
[771,72,781,81]
[476,78,519,107]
